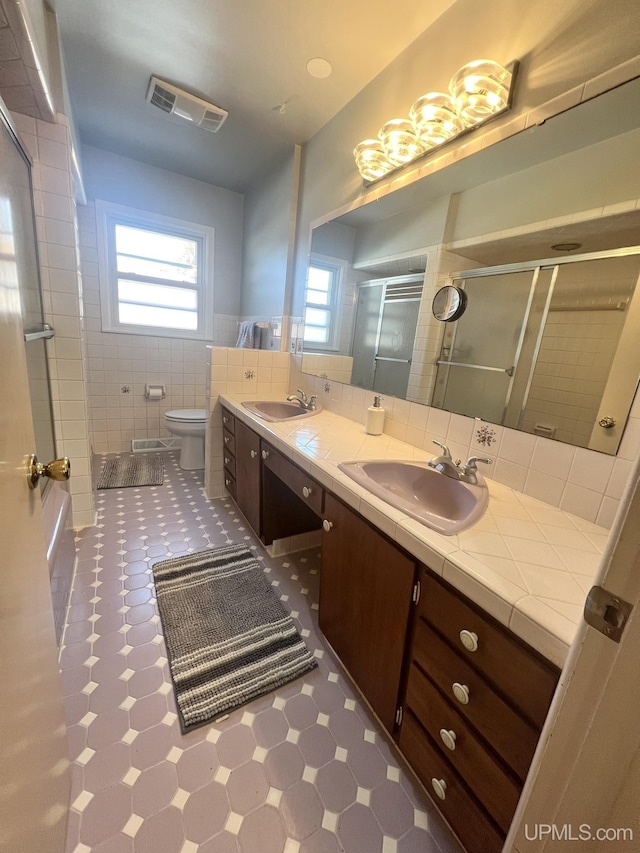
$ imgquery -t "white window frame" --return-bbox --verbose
[96,200,215,340]
[304,253,347,352]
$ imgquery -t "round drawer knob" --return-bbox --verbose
[224,436,230,444]
[224,457,231,465]
[261,450,269,460]
[225,478,231,487]
[459,629,479,652]
[250,449,257,458]
[452,682,470,705]
[431,778,447,800]
[302,486,312,498]
[439,729,457,751]
[322,519,334,532]
[223,416,229,424]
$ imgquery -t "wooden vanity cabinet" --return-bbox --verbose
[220,408,322,545]
[221,405,564,853]
[399,568,560,853]
[234,420,262,536]
[261,443,323,545]
[221,407,237,500]
[320,493,417,733]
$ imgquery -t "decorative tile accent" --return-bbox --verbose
[475,424,497,447]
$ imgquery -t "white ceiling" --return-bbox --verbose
[49,0,457,193]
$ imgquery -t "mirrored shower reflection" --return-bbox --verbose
[432,253,640,453]
[351,274,423,399]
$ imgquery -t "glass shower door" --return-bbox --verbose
[432,270,537,423]
[0,110,57,493]
[351,283,384,390]
[372,297,419,398]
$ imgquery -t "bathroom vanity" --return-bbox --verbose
[218,396,603,853]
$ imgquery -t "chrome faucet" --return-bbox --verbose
[286,388,318,411]
[428,440,491,484]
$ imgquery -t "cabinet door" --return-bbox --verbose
[235,421,261,536]
[320,493,416,732]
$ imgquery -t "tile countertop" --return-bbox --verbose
[218,393,609,668]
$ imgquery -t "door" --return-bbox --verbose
[432,269,536,423]
[504,457,640,850]
[373,295,420,398]
[0,107,69,850]
[319,494,416,732]
[351,282,384,390]
[235,420,262,536]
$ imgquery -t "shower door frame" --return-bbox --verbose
[439,244,640,447]
[352,273,424,398]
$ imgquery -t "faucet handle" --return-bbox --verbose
[296,388,308,403]
[432,440,452,459]
[464,456,492,471]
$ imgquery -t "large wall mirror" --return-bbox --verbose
[303,79,640,455]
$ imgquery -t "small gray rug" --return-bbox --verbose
[152,544,317,732]
[96,456,164,490]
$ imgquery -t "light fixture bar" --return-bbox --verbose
[354,59,518,185]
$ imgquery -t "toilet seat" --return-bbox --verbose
[165,409,207,423]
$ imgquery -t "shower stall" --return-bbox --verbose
[431,249,640,452]
[1,99,75,643]
[351,273,423,399]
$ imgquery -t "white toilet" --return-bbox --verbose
[164,409,207,470]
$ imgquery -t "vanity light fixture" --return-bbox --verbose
[354,58,517,183]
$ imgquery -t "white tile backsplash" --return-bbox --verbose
[289,352,640,527]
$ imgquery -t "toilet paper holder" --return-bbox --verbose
[145,384,166,400]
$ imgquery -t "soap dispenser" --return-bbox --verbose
[366,395,385,435]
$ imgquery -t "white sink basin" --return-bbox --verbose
[338,460,488,535]
[242,400,322,422]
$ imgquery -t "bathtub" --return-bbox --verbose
[42,482,76,645]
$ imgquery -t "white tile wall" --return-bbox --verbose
[300,353,353,384]
[77,201,241,453]
[522,263,636,445]
[205,347,291,498]
[13,112,95,529]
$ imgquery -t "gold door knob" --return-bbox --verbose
[27,454,71,489]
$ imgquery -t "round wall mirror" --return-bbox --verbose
[432,285,467,321]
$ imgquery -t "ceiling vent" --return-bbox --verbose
[146,76,228,133]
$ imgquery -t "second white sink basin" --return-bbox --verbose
[242,400,322,422]
[338,460,488,535]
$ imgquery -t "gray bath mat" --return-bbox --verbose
[152,544,317,732]
[96,456,164,490]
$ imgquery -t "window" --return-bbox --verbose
[303,255,345,350]
[96,201,214,339]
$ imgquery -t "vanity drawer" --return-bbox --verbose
[222,428,236,457]
[419,571,558,729]
[223,472,237,500]
[412,618,538,780]
[262,443,323,515]
[221,408,235,434]
[405,661,521,833]
[223,452,236,479]
[399,710,504,853]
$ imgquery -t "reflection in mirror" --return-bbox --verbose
[303,80,640,456]
[432,285,467,322]
[432,252,640,454]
